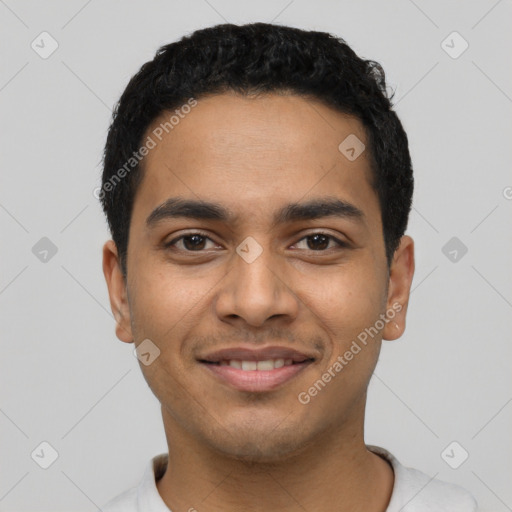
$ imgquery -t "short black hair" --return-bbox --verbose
[100,22,413,275]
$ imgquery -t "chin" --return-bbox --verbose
[208,426,313,464]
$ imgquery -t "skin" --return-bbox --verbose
[103,92,415,512]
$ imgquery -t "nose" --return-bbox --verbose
[214,244,299,328]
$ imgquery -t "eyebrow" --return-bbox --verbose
[146,196,365,229]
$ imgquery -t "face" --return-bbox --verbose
[103,92,414,462]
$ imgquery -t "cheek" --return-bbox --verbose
[128,267,199,340]
[296,267,386,383]
[298,264,385,333]
[128,264,226,369]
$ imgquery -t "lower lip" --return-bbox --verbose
[200,361,313,392]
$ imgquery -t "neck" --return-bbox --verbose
[156,405,394,512]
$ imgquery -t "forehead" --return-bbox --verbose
[132,92,381,233]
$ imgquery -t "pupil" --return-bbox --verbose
[308,234,329,250]
[184,235,206,250]
[181,235,330,251]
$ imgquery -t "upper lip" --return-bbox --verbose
[198,345,316,363]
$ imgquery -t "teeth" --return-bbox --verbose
[241,361,257,371]
[220,358,294,370]
[256,360,274,371]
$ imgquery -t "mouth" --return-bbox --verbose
[200,358,314,370]
[197,346,316,392]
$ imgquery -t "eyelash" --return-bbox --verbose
[164,231,349,252]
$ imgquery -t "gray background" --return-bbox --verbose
[1,0,511,510]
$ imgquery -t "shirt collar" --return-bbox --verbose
[136,446,428,512]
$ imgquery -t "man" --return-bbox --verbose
[99,22,478,511]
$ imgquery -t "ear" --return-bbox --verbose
[382,235,415,341]
[102,240,134,343]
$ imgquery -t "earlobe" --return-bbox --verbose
[102,240,134,343]
[382,235,415,341]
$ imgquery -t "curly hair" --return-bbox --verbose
[100,22,413,275]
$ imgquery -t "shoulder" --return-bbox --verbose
[98,486,138,512]
[398,465,478,511]
[367,445,478,512]
[97,453,169,512]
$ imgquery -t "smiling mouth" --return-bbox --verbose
[198,358,315,392]
[200,358,315,371]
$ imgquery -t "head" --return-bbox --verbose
[101,23,414,462]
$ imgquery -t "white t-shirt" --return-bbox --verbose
[99,445,478,511]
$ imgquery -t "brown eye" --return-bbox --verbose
[165,233,217,251]
[294,233,347,251]
[181,235,207,250]
[306,233,329,250]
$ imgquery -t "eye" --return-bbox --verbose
[293,232,348,251]
[164,231,349,253]
[165,232,219,251]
